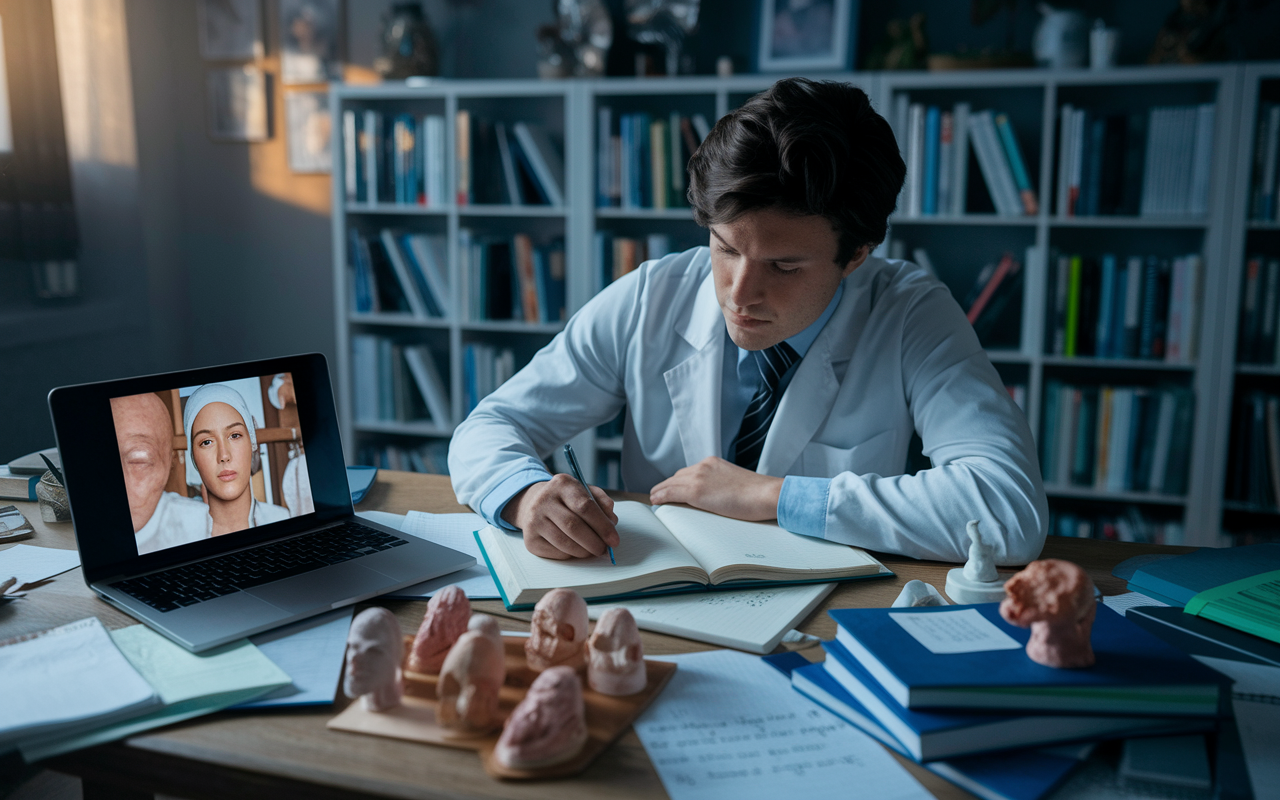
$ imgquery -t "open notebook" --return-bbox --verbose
[476,501,892,610]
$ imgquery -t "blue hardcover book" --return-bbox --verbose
[636,113,652,208]
[791,663,1093,800]
[1129,543,1280,607]
[1139,255,1160,358]
[827,603,1226,715]
[816,642,1204,762]
[1095,254,1116,358]
[1109,259,1128,360]
[923,106,941,216]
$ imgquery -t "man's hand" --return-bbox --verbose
[502,474,620,560]
[649,457,783,520]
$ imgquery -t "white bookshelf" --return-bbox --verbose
[331,64,1276,546]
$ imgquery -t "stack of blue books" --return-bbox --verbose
[788,603,1228,800]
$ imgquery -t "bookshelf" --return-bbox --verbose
[331,64,1274,547]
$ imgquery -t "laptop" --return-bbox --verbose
[48,353,474,652]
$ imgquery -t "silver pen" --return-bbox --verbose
[563,443,616,564]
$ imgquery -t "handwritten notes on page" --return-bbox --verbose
[634,650,932,800]
[890,608,1022,654]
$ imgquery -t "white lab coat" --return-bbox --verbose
[449,247,1048,565]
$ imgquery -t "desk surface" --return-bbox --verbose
[1,471,1193,800]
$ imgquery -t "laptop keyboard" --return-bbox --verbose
[112,522,409,613]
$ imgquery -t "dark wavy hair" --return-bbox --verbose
[686,78,905,266]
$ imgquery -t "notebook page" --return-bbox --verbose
[487,500,705,593]
[653,505,878,579]
[587,582,835,654]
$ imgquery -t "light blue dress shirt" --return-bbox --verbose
[478,284,844,533]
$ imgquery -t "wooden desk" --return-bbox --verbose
[2,471,1193,800]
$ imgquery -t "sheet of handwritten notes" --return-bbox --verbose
[634,650,931,800]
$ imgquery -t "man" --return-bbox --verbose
[448,78,1047,565]
[110,392,211,555]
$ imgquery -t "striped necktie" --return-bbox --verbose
[732,341,800,472]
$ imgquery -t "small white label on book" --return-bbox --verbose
[889,609,1022,654]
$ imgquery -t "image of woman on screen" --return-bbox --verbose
[183,383,291,536]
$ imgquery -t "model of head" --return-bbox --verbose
[408,585,470,674]
[494,665,589,769]
[343,607,404,711]
[1000,559,1097,669]
[437,625,507,734]
[111,393,176,533]
[586,607,645,696]
[526,588,589,671]
[687,78,904,351]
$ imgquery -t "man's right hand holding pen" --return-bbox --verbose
[502,475,620,560]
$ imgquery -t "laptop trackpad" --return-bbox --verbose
[247,562,389,614]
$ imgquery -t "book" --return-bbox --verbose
[923,106,940,216]
[476,500,891,610]
[494,121,522,205]
[827,603,1225,715]
[379,229,431,318]
[969,110,1022,216]
[0,466,40,501]
[512,121,565,207]
[588,582,836,654]
[1055,104,1075,217]
[403,345,451,427]
[0,618,160,748]
[1126,605,1280,669]
[455,109,471,205]
[950,102,971,216]
[994,113,1038,215]
[817,640,1203,762]
[905,103,925,217]
[787,660,1089,800]
[1129,542,1280,607]
[402,233,450,318]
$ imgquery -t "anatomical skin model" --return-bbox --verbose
[1000,559,1097,669]
[437,618,507,734]
[409,585,470,674]
[586,607,646,696]
[494,666,589,769]
[525,588,589,671]
[343,607,404,711]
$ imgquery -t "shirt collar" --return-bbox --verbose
[736,281,844,364]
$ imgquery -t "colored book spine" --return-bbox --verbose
[1064,256,1082,357]
[994,113,1038,215]
[923,106,940,216]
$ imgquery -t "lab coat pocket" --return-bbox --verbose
[801,429,897,477]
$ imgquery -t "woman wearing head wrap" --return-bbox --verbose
[183,383,291,536]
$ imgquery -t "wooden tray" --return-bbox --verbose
[328,634,677,780]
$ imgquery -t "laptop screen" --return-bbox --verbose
[109,372,316,557]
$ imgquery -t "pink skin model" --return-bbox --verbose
[1000,559,1097,669]
[437,629,507,734]
[525,588,590,671]
[408,585,470,674]
[343,607,404,712]
[494,666,589,769]
[586,608,646,696]
[467,613,502,643]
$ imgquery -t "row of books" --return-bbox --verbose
[350,335,451,427]
[1237,255,1280,364]
[348,230,450,318]
[463,343,516,414]
[1050,507,1185,546]
[1040,382,1194,496]
[893,99,1037,218]
[595,108,710,210]
[457,112,565,207]
[459,230,566,323]
[1056,104,1214,218]
[342,110,449,206]
[1045,252,1201,362]
[1226,390,1280,511]
[1248,102,1280,221]
[593,232,674,287]
[789,604,1222,769]
[357,441,449,475]
[955,249,1025,344]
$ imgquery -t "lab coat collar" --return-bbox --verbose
[666,271,726,465]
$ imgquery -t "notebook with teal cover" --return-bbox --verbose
[828,603,1227,716]
[1128,543,1280,607]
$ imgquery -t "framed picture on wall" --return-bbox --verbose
[207,66,271,141]
[280,0,342,85]
[285,91,332,173]
[757,0,855,72]
[197,0,264,61]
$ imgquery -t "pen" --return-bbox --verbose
[562,443,616,565]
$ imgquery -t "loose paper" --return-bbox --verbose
[382,511,499,599]
[0,544,80,587]
[1101,591,1169,614]
[237,608,354,708]
[1195,655,1280,800]
[889,608,1022,654]
[634,650,932,800]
